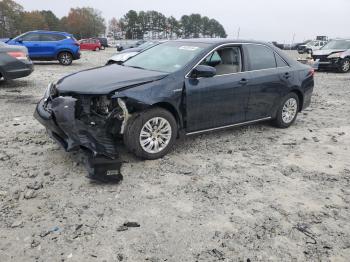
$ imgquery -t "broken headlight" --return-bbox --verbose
[44,83,58,100]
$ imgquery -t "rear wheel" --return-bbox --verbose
[123,107,177,160]
[339,58,350,73]
[273,93,300,128]
[58,52,73,66]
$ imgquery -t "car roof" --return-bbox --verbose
[173,38,268,46]
[29,30,71,36]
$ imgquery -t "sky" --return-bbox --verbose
[16,0,350,43]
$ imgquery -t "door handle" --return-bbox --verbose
[239,78,248,85]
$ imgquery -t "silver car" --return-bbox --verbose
[312,39,350,73]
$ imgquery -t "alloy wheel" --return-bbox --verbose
[282,98,298,124]
[60,53,72,65]
[342,60,350,72]
[139,117,172,154]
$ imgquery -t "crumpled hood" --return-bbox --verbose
[313,49,346,56]
[56,64,168,95]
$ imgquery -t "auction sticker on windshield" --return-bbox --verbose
[179,46,200,51]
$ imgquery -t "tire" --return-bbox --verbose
[123,107,177,160]
[273,93,300,128]
[94,47,100,51]
[58,52,73,66]
[101,46,105,50]
[338,58,350,73]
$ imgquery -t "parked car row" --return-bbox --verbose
[115,40,147,51]
[297,40,328,54]
[107,40,164,64]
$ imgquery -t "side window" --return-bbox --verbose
[275,53,288,67]
[246,44,276,71]
[40,34,59,41]
[201,47,242,75]
[22,33,41,41]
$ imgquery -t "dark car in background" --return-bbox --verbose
[35,39,314,161]
[0,41,33,80]
[312,39,350,73]
[6,30,81,65]
[93,37,108,49]
[107,41,163,64]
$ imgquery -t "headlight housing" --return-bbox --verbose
[327,52,343,59]
[44,83,58,99]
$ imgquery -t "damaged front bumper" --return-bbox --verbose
[34,96,120,159]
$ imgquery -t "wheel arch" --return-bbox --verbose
[290,89,304,111]
[56,49,73,59]
[152,102,182,129]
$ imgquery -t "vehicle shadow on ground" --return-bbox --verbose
[0,79,31,89]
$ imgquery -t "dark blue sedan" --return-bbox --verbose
[35,39,314,160]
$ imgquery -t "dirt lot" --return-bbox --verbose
[0,49,349,261]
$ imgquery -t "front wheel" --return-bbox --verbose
[58,52,73,66]
[273,93,300,128]
[339,58,350,73]
[123,107,177,160]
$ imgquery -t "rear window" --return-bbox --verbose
[40,34,66,41]
[275,54,288,67]
[246,44,276,71]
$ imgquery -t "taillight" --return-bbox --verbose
[309,68,315,77]
[7,51,27,60]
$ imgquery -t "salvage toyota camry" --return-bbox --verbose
[35,39,314,160]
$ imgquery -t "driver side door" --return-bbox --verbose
[185,46,251,133]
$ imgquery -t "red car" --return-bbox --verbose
[79,39,102,51]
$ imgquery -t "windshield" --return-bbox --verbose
[123,41,209,73]
[322,40,350,50]
[138,41,159,50]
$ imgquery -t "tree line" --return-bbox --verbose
[0,0,227,39]
[109,10,227,39]
[0,0,106,39]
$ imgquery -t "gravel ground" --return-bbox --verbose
[0,49,349,261]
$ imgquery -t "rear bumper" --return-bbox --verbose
[73,51,81,60]
[34,97,118,159]
[2,61,34,80]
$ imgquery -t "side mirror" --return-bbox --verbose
[191,65,216,78]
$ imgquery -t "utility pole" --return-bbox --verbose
[291,33,296,50]
[237,27,240,39]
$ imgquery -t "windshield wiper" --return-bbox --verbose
[125,65,145,70]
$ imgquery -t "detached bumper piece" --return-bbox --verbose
[34,96,122,183]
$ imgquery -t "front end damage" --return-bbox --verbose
[34,84,132,181]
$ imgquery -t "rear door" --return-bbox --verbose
[39,33,64,58]
[185,45,251,132]
[244,44,292,120]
